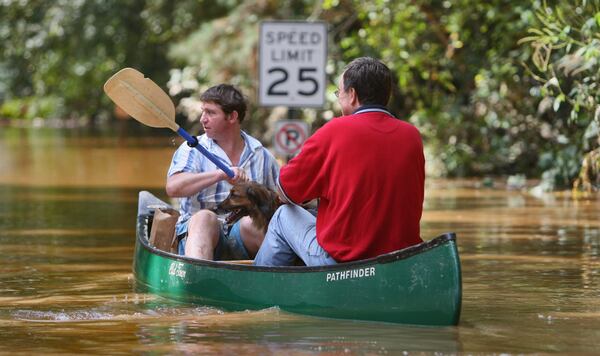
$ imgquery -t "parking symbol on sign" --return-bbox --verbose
[274,120,309,157]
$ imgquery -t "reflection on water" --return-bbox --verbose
[1,128,599,353]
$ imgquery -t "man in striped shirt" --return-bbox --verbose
[166,84,279,260]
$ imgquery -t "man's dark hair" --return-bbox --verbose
[342,57,392,106]
[200,84,247,122]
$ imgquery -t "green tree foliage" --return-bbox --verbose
[521,0,600,188]
[0,0,233,120]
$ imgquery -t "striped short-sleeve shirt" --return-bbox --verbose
[167,131,280,223]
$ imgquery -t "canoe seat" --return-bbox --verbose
[221,259,254,265]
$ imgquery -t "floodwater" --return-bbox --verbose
[1,126,599,354]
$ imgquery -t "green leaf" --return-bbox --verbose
[553,94,565,112]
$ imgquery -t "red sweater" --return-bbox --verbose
[279,109,424,262]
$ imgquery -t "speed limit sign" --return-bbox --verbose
[259,21,327,108]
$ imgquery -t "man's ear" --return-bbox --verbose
[348,87,360,107]
[227,110,239,123]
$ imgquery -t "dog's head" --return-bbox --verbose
[218,182,278,225]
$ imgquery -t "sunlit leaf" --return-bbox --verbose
[553,94,565,111]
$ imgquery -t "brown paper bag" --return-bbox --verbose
[149,207,180,253]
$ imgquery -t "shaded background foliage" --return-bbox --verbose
[520,0,600,190]
[0,0,233,119]
[1,0,599,188]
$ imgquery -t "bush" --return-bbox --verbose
[0,96,65,120]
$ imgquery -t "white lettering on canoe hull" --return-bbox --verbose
[168,262,186,279]
[326,267,375,282]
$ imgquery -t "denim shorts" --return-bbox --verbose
[253,205,337,267]
[176,219,249,260]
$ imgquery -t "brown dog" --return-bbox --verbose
[218,181,281,234]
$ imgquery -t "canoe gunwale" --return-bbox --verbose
[137,214,457,273]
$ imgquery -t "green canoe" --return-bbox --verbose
[134,191,462,326]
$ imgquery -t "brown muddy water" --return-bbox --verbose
[0,127,599,354]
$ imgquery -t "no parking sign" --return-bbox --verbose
[273,120,310,157]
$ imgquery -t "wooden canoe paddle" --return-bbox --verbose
[103,67,235,178]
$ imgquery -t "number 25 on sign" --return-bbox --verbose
[266,67,319,97]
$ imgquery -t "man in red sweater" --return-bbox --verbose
[254,57,424,266]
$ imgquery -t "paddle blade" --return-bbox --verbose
[103,68,178,131]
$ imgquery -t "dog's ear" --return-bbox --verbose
[247,184,269,205]
[247,184,274,217]
[246,185,261,206]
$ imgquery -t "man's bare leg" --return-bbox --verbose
[185,210,220,259]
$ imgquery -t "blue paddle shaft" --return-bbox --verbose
[176,127,235,178]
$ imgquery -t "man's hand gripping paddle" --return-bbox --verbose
[103,67,235,178]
